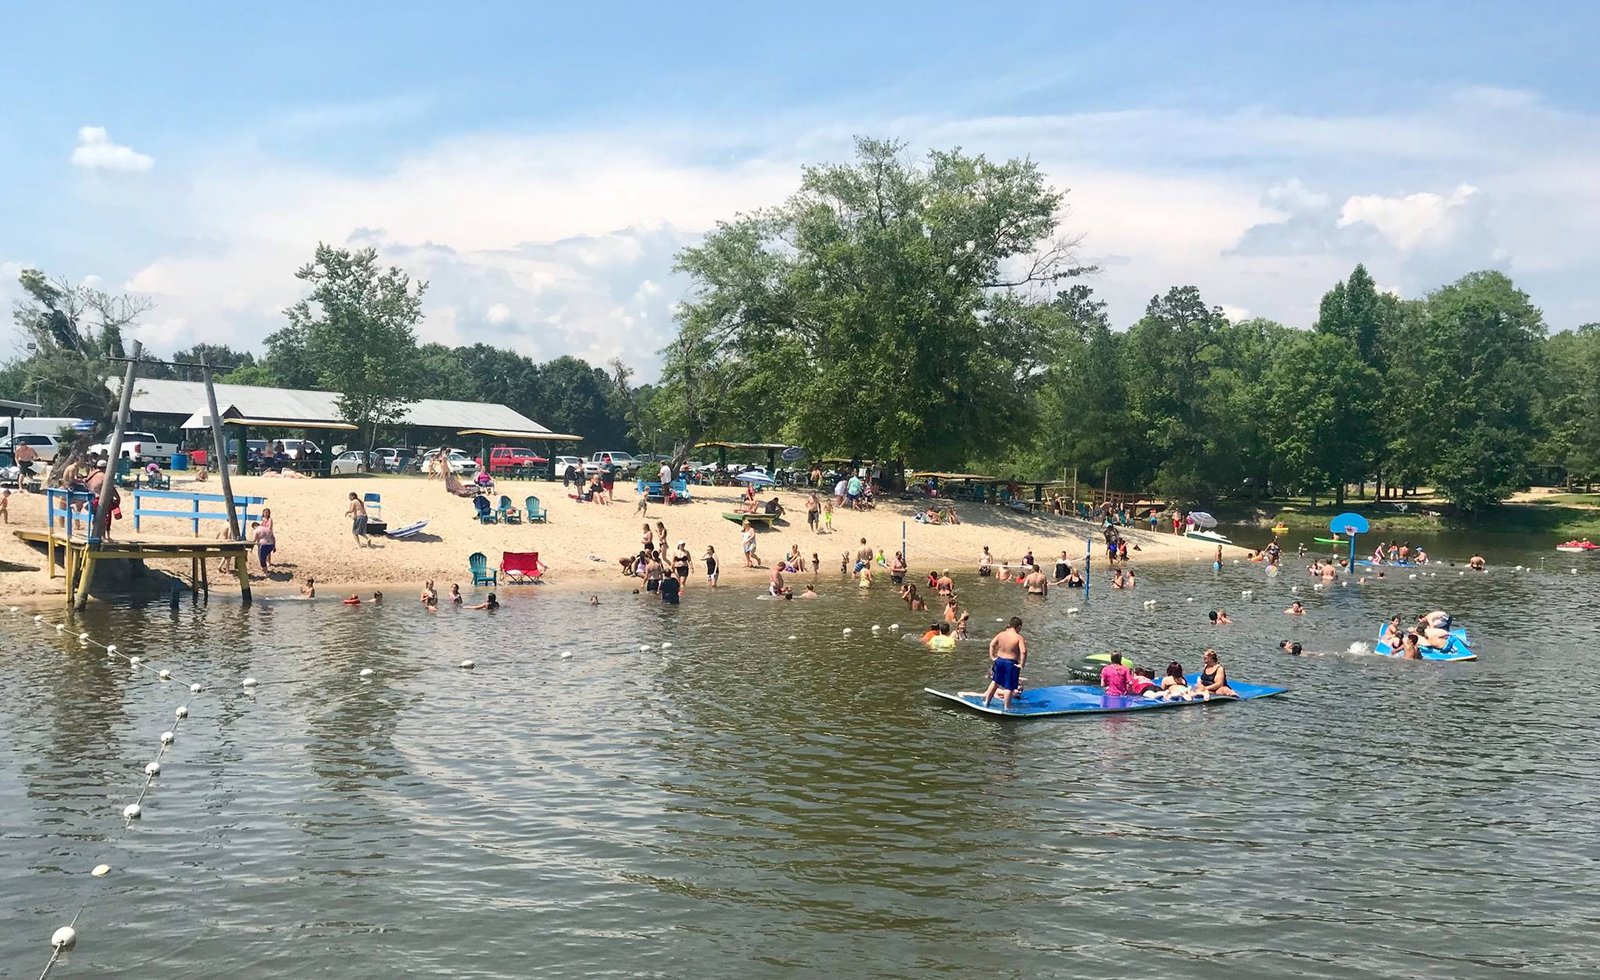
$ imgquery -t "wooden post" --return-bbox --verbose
[95,340,142,543]
[234,552,251,600]
[72,551,96,610]
[201,357,242,541]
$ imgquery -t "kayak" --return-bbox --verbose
[1556,541,1597,553]
[1271,524,1290,535]
[1313,536,1346,545]
[1374,626,1475,662]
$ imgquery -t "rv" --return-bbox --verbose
[0,417,91,442]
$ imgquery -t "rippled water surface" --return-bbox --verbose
[4,540,1599,978]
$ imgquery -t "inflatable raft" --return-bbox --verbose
[1374,626,1475,662]
[925,677,1287,718]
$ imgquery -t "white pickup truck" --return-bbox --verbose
[89,431,181,464]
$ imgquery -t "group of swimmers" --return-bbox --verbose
[1369,541,1429,565]
[1378,609,1455,658]
[418,580,497,610]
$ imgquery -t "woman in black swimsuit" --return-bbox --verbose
[673,543,692,586]
[1194,648,1238,698]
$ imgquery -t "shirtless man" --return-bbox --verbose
[769,565,786,596]
[980,617,1027,711]
[1022,564,1048,596]
[854,538,874,573]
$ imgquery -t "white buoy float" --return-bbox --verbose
[889,624,900,630]
[91,864,111,877]
[1067,607,1080,616]
[145,762,160,776]
[52,926,77,949]
[787,635,797,640]
[871,625,880,632]
[158,669,171,680]
[55,623,66,632]
[189,683,202,693]
[842,628,852,636]
[459,659,475,669]
[33,614,43,623]
[559,651,573,659]
[1291,586,1300,594]
[122,803,141,820]
[661,642,673,649]
[174,706,188,719]
[1408,574,1417,580]
[105,644,117,654]
[241,677,258,688]
[1313,584,1323,592]
[160,731,174,745]
[1186,597,1195,603]
[78,632,90,643]
[359,668,374,677]
[129,656,142,666]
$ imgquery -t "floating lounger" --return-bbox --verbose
[924,678,1288,718]
[1374,627,1476,662]
[723,512,777,526]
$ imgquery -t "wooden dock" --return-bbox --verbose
[12,529,253,608]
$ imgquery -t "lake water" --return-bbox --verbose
[3,536,1598,978]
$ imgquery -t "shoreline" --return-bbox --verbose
[0,474,1253,605]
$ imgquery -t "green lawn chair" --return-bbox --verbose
[114,457,136,489]
[468,551,497,586]
[525,495,547,523]
[498,494,522,524]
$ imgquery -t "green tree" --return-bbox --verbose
[1535,324,1600,487]
[1401,271,1545,515]
[1121,286,1233,499]
[1263,332,1380,505]
[665,137,1088,469]
[283,244,427,446]
[8,268,152,419]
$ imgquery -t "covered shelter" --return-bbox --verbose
[113,378,577,475]
[458,428,584,479]
[699,440,795,474]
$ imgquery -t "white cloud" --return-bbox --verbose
[1337,183,1481,252]
[20,84,1600,374]
[70,126,154,173]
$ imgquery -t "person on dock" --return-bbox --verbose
[346,492,371,547]
[981,617,1027,711]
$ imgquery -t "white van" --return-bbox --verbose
[0,417,90,442]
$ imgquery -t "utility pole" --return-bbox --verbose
[93,341,141,543]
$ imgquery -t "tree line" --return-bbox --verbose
[7,137,1598,512]
[655,138,1599,514]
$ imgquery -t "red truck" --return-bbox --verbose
[484,446,548,474]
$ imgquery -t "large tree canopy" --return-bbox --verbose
[662,137,1089,467]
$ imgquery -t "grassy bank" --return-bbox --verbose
[1218,498,1600,537]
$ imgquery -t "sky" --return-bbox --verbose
[3,2,1598,380]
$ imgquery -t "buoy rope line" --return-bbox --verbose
[5,605,253,980]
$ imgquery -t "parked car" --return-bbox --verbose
[330,450,378,475]
[417,448,478,475]
[0,433,64,464]
[276,439,321,461]
[88,431,179,463]
[584,451,641,476]
[373,447,417,473]
[485,445,548,474]
[552,455,584,479]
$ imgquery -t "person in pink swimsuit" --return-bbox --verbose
[1099,653,1133,696]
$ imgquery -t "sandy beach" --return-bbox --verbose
[0,472,1255,601]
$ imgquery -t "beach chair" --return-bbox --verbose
[469,551,497,586]
[114,458,136,489]
[498,494,521,524]
[364,492,383,521]
[473,494,497,524]
[669,478,692,503]
[501,551,545,583]
[145,467,171,491]
[525,495,547,523]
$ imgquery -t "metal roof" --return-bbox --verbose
[113,378,556,433]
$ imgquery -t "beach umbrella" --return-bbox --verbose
[1189,511,1218,528]
[735,471,776,487]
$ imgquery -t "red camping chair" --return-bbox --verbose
[501,551,546,583]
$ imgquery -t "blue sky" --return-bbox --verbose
[4,2,1598,376]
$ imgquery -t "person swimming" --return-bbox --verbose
[466,592,499,611]
[1278,640,1304,656]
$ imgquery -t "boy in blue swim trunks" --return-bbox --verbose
[981,616,1027,710]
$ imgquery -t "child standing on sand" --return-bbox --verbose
[822,500,833,533]
[0,487,9,524]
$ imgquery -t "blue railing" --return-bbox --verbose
[130,488,267,536]
[44,488,99,542]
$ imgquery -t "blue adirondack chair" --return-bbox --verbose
[473,494,497,524]
[525,495,547,523]
[498,494,522,524]
[468,551,497,586]
[364,492,383,521]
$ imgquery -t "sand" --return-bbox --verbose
[0,472,1256,601]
